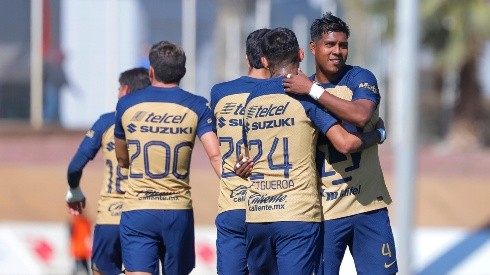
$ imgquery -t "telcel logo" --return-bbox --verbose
[220,102,246,115]
[247,102,290,118]
[145,112,187,124]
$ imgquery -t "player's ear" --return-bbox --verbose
[121,85,130,96]
[149,66,155,82]
[299,48,305,62]
[245,55,252,70]
[309,40,315,55]
[261,56,269,69]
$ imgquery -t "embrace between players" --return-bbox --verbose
[66,12,397,275]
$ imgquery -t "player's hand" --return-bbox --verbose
[234,154,253,179]
[66,186,86,216]
[282,69,313,95]
[375,118,387,144]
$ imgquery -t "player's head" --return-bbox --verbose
[148,41,186,84]
[260,27,302,75]
[245,28,270,70]
[310,12,350,78]
[118,67,150,98]
[310,12,350,42]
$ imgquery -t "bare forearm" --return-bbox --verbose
[326,124,381,154]
[209,154,222,178]
[283,74,375,127]
[317,94,374,127]
[115,137,129,168]
[200,132,222,178]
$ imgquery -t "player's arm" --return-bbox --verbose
[199,131,222,178]
[115,137,129,169]
[114,100,130,169]
[283,72,375,128]
[325,118,386,154]
[66,151,89,216]
[66,120,106,215]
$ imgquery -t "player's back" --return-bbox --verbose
[211,76,267,213]
[95,112,127,224]
[244,77,330,223]
[115,85,214,211]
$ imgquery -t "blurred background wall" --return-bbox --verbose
[1,0,490,148]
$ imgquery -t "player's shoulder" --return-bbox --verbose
[211,77,243,90]
[177,88,210,111]
[93,111,116,129]
[249,77,283,98]
[211,76,264,97]
[180,88,208,103]
[99,111,115,120]
[291,93,322,111]
[344,65,376,80]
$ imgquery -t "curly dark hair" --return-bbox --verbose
[261,27,300,71]
[310,12,350,42]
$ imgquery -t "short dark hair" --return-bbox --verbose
[118,67,150,92]
[310,12,350,42]
[261,27,300,70]
[149,41,186,83]
[246,28,270,69]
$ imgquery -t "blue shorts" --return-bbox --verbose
[91,224,123,275]
[322,208,398,275]
[120,209,195,275]
[246,221,321,275]
[215,209,247,275]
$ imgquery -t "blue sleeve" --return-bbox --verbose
[66,116,111,188]
[210,85,219,113]
[302,98,339,135]
[195,97,215,137]
[210,86,219,130]
[114,99,126,139]
[350,69,381,105]
[67,151,90,188]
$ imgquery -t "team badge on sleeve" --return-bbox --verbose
[86,130,95,138]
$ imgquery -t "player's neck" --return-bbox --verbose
[248,68,270,79]
[270,64,298,78]
[151,81,179,88]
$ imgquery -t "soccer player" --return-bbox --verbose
[210,28,270,275]
[114,40,221,275]
[283,12,398,275]
[65,67,151,275]
[243,27,384,275]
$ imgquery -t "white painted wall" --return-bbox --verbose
[60,0,145,129]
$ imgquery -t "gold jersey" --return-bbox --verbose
[244,77,338,223]
[210,76,268,213]
[114,86,215,212]
[313,66,392,220]
[97,124,127,224]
